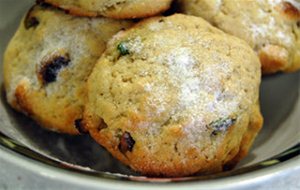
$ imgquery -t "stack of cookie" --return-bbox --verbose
[3,0,299,177]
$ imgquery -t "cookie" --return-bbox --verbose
[83,14,263,177]
[178,0,300,74]
[3,5,133,134]
[39,0,173,19]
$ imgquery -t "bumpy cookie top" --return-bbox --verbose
[179,0,300,73]
[84,14,261,176]
[3,5,132,134]
[41,0,173,18]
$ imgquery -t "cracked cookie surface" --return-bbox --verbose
[178,0,300,74]
[83,14,263,176]
[3,5,133,134]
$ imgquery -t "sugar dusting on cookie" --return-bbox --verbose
[126,32,241,141]
[264,0,282,7]
[249,0,293,46]
[127,36,144,54]
[83,14,262,176]
[165,48,199,108]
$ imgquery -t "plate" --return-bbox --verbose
[0,0,299,188]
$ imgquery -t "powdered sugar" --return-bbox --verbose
[249,16,275,39]
[165,48,199,108]
[145,82,169,117]
[127,36,144,54]
[144,83,153,92]
[215,0,223,11]
[140,45,238,131]
[248,0,294,46]
[265,0,282,7]
[148,22,163,31]
[276,30,292,45]
[120,22,250,144]
[39,21,91,94]
[179,78,201,108]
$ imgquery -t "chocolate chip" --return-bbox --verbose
[36,0,51,8]
[36,0,44,4]
[118,132,135,154]
[74,119,88,134]
[132,19,140,23]
[297,21,300,27]
[39,54,70,84]
[25,17,39,29]
[24,6,40,29]
[210,117,237,136]
[223,163,234,171]
[97,118,108,131]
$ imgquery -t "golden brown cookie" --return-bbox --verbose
[3,5,133,134]
[40,0,173,19]
[178,0,300,74]
[83,14,263,177]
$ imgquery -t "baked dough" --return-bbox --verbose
[83,14,263,176]
[40,0,173,19]
[178,0,300,74]
[3,5,133,134]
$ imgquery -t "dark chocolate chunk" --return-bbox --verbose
[36,0,44,4]
[36,0,57,9]
[210,117,237,136]
[74,119,88,134]
[97,118,108,131]
[40,54,70,84]
[24,6,40,29]
[118,131,135,154]
[25,17,39,29]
